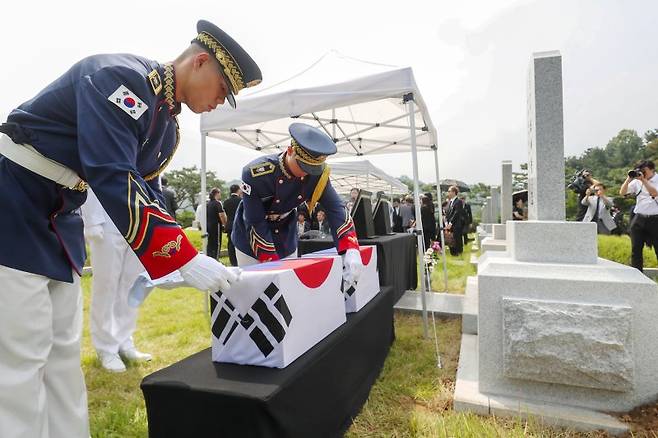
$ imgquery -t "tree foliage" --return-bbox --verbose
[398,175,436,195]
[565,129,647,189]
[163,166,226,211]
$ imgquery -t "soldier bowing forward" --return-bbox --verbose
[232,123,364,285]
[0,20,261,438]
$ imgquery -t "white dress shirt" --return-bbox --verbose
[629,173,658,215]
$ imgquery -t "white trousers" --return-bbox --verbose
[88,225,144,355]
[0,265,89,438]
[235,248,297,267]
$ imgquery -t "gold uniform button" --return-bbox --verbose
[278,179,283,184]
[274,229,279,234]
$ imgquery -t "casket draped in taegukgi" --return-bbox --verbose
[303,246,380,313]
[210,257,346,368]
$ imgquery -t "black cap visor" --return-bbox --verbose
[216,64,237,109]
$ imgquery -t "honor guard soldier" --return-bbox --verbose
[0,20,261,438]
[232,123,365,283]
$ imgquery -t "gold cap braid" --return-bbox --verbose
[194,32,248,94]
[291,139,327,166]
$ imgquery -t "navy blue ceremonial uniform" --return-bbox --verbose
[0,54,197,282]
[0,20,264,438]
[232,153,358,262]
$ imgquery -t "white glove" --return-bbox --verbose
[342,248,364,286]
[179,254,240,293]
[84,224,104,242]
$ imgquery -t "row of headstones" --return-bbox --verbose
[480,161,513,228]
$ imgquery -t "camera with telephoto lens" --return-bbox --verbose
[628,168,643,178]
[567,169,591,194]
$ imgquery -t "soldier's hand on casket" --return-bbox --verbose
[179,254,240,293]
[84,224,104,242]
[342,248,364,286]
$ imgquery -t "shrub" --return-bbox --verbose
[177,210,195,229]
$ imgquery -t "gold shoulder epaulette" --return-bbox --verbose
[250,162,275,177]
[148,69,162,95]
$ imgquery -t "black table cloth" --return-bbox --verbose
[141,286,394,438]
[298,233,417,302]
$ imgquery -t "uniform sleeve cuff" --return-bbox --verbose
[138,228,198,279]
[257,252,280,263]
[337,231,359,254]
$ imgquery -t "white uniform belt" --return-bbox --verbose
[0,134,87,190]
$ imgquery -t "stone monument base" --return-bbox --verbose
[454,334,629,435]
[455,219,658,433]
[480,236,507,253]
[492,223,506,240]
[478,254,658,412]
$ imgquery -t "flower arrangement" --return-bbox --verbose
[424,240,442,271]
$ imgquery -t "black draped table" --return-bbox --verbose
[141,286,394,438]
[298,233,417,303]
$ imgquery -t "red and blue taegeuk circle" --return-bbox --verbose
[123,97,136,108]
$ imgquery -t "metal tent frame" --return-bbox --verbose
[198,54,449,335]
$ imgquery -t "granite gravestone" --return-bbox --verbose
[456,52,658,430]
[490,186,500,224]
[526,51,565,221]
[501,161,513,223]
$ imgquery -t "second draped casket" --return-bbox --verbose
[302,246,380,313]
[210,257,346,368]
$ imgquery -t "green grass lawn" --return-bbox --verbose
[598,234,658,268]
[82,231,647,437]
[81,281,610,437]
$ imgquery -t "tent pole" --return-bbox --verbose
[332,108,336,140]
[433,147,448,291]
[201,133,208,255]
[406,96,428,338]
[200,132,210,324]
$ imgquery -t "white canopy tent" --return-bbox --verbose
[198,53,448,335]
[327,159,408,196]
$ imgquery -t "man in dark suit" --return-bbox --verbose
[296,211,311,238]
[391,198,403,232]
[313,209,331,234]
[445,186,465,256]
[222,184,242,266]
[161,176,178,220]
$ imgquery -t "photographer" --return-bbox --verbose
[619,160,658,271]
[581,183,616,235]
[569,169,600,221]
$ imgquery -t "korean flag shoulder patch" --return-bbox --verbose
[108,85,149,120]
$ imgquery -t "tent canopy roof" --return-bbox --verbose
[327,159,408,195]
[200,52,437,159]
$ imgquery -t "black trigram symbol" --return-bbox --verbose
[210,292,240,346]
[342,280,358,301]
[247,283,292,357]
[211,283,293,358]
